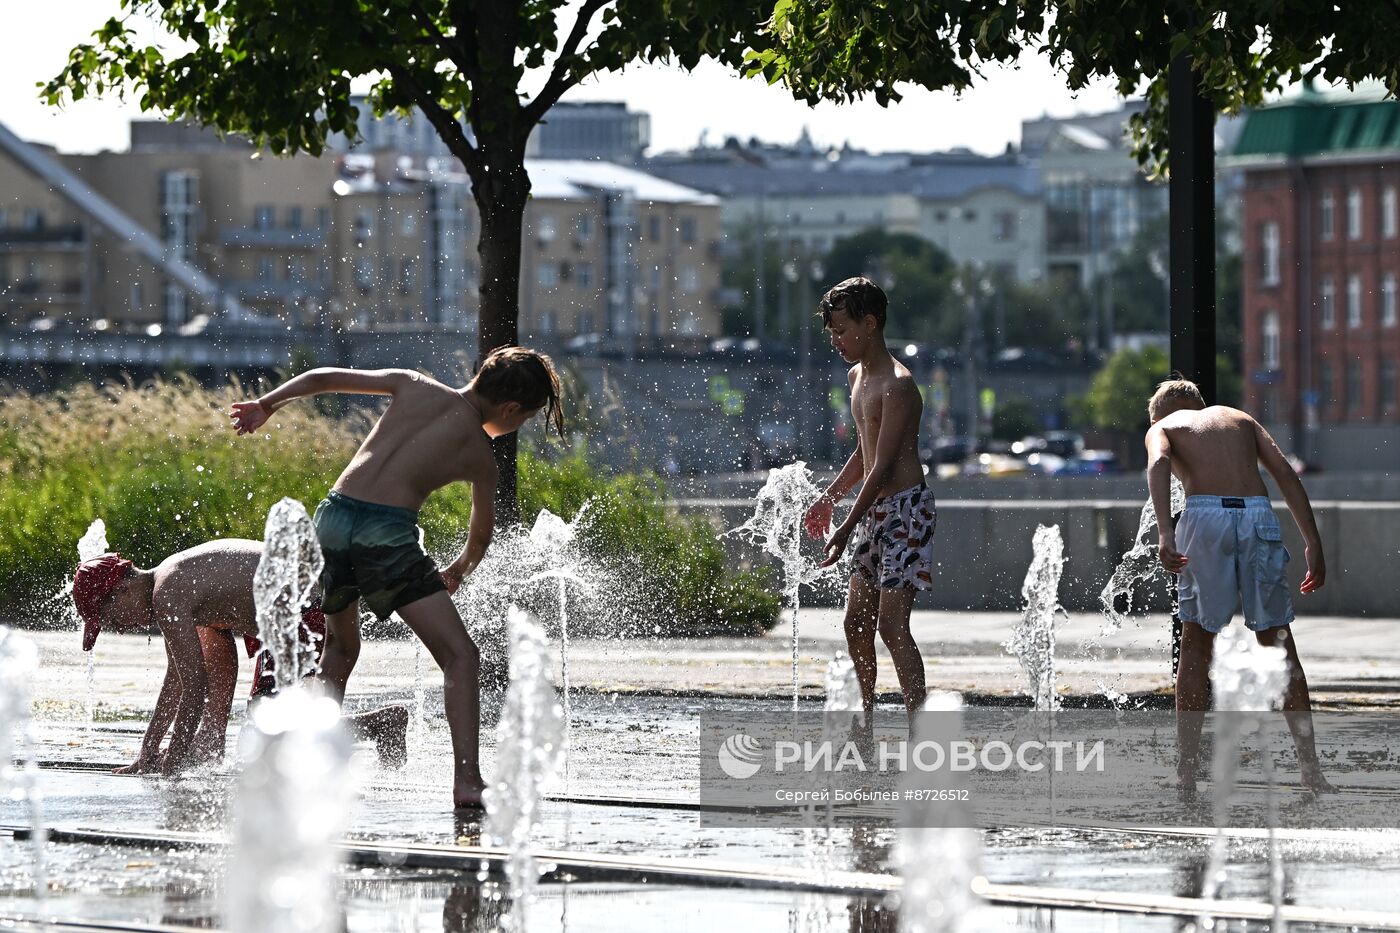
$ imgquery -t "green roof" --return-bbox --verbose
[1233,94,1400,160]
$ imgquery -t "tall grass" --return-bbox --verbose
[0,379,778,635]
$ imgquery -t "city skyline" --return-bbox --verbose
[5,0,1137,158]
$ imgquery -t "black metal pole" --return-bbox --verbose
[1167,51,1216,681]
[1168,52,1217,404]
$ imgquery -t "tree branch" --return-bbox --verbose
[384,62,479,168]
[407,1,478,80]
[523,0,608,126]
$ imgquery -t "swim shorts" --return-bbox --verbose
[245,603,327,699]
[1176,495,1294,634]
[850,480,938,590]
[312,490,446,620]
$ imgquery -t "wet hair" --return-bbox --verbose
[1148,376,1206,422]
[818,276,887,330]
[472,346,565,438]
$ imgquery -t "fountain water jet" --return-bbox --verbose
[76,518,108,732]
[486,606,564,933]
[898,691,981,933]
[0,626,46,900]
[1004,525,1067,711]
[728,462,834,709]
[226,497,353,933]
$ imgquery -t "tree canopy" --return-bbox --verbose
[751,1,1400,174]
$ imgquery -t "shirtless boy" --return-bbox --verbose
[803,276,932,719]
[1146,378,1333,798]
[230,347,563,809]
[73,541,407,774]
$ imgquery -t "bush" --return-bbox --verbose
[0,380,779,635]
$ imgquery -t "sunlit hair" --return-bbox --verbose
[472,346,564,438]
[1148,375,1206,422]
[818,276,888,330]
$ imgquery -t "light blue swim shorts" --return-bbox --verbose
[1176,495,1294,634]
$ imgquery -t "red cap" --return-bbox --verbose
[73,553,133,651]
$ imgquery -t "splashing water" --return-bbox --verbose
[226,686,353,933]
[486,606,564,933]
[76,518,109,732]
[1198,625,1290,927]
[0,627,46,899]
[728,462,832,709]
[819,652,863,829]
[898,691,981,933]
[1090,477,1186,704]
[1004,525,1068,711]
[253,498,325,692]
[527,508,589,770]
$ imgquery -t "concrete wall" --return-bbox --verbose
[683,498,1400,617]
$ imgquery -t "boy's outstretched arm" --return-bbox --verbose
[115,659,181,774]
[441,457,498,594]
[1146,425,1186,574]
[805,446,864,539]
[820,382,919,566]
[230,368,417,434]
[1254,419,1326,593]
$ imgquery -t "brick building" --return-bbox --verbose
[1233,90,1400,469]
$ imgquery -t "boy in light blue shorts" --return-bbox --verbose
[1145,378,1333,799]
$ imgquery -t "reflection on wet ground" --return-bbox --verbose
[6,694,1400,930]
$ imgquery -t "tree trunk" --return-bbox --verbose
[468,144,531,527]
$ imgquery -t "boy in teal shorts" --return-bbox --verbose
[232,348,563,808]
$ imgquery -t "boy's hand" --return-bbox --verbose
[821,525,852,567]
[1301,545,1326,594]
[1158,539,1188,574]
[229,400,271,435]
[441,565,467,595]
[804,497,834,540]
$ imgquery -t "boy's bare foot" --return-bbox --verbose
[1302,768,1338,796]
[454,780,487,811]
[1173,765,1199,805]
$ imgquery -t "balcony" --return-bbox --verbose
[218,226,326,249]
[0,224,86,250]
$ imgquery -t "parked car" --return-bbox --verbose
[1057,450,1121,476]
[1043,431,1085,459]
[926,435,977,466]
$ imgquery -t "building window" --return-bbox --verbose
[1382,360,1398,412]
[680,217,697,243]
[1262,310,1281,370]
[576,262,594,289]
[648,216,661,242]
[254,205,275,230]
[538,310,556,335]
[163,283,187,326]
[1347,187,1363,241]
[402,212,416,236]
[576,213,593,243]
[1346,359,1362,414]
[1319,361,1334,409]
[286,206,303,230]
[578,310,594,334]
[679,265,699,293]
[536,262,557,288]
[354,257,374,291]
[399,258,416,293]
[1383,186,1398,239]
[286,256,301,283]
[536,213,556,244]
[1347,273,1363,328]
[1384,273,1398,328]
[1320,277,1335,329]
[993,212,1017,241]
[317,207,330,229]
[649,265,662,293]
[354,209,373,240]
[1320,192,1335,241]
[22,208,43,231]
[257,256,274,281]
[1261,221,1280,286]
[964,209,978,222]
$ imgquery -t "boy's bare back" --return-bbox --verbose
[153,539,262,637]
[334,372,495,511]
[1151,405,1272,498]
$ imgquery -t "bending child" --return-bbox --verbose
[803,276,932,721]
[1146,377,1334,799]
[230,348,564,809]
[73,540,407,774]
